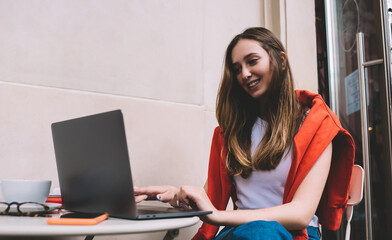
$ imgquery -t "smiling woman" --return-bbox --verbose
[135,27,355,240]
[217,28,306,177]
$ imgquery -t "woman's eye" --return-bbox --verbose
[233,66,241,74]
[248,59,258,65]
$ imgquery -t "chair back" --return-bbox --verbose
[347,165,364,206]
[345,164,364,240]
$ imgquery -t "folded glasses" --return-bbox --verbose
[0,201,52,217]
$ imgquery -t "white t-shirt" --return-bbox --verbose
[233,117,318,227]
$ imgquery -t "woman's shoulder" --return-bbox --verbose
[296,90,339,122]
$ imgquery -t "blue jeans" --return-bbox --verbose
[307,225,320,240]
[214,220,320,240]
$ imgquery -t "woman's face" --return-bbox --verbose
[231,39,273,100]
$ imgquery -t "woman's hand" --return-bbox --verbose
[134,185,179,207]
[176,185,221,225]
[134,184,223,225]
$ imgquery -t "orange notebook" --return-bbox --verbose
[47,212,109,225]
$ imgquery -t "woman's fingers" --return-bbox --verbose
[134,184,216,215]
[134,186,165,195]
[133,185,179,203]
[134,194,148,203]
[156,190,176,201]
[134,186,158,200]
[177,186,212,211]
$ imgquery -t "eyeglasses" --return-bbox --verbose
[0,201,52,217]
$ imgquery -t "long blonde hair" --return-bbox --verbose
[216,27,306,178]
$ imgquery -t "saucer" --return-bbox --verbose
[0,202,62,213]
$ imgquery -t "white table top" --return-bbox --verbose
[0,215,200,237]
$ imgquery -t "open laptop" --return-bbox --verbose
[51,110,211,219]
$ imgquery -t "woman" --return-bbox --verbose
[135,27,355,240]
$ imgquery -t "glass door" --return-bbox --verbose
[324,0,392,239]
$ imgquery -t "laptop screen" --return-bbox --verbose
[51,110,137,218]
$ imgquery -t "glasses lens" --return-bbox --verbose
[18,202,49,213]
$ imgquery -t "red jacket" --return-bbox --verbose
[192,90,355,240]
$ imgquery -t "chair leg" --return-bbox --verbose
[345,206,354,240]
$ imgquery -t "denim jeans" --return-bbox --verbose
[214,220,320,240]
[307,225,321,240]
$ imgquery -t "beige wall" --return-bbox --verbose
[0,1,316,239]
[262,0,318,92]
[285,0,318,92]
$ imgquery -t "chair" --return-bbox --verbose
[345,165,364,240]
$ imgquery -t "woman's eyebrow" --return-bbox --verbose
[243,52,258,60]
[232,52,258,65]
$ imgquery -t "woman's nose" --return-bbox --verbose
[241,67,251,80]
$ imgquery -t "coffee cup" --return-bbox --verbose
[1,179,52,203]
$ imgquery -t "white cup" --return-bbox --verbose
[1,179,52,203]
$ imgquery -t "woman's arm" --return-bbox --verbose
[177,142,333,230]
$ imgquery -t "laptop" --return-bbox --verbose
[51,110,211,219]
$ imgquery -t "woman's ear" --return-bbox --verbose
[280,52,287,70]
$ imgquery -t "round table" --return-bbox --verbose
[0,215,200,240]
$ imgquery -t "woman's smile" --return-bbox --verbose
[247,79,261,89]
